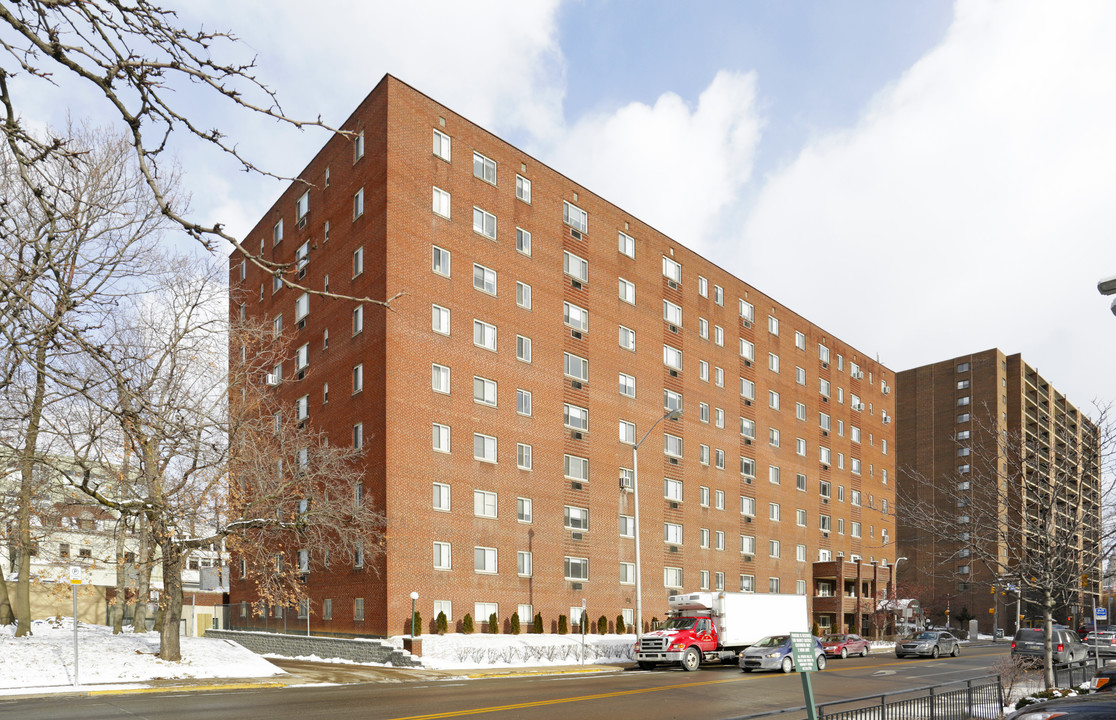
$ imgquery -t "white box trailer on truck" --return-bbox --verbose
[634,591,810,671]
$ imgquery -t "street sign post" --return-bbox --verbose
[69,566,81,687]
[789,631,818,720]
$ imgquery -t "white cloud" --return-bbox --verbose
[734,0,1116,408]
[536,71,763,247]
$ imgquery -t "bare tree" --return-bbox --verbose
[899,405,1111,688]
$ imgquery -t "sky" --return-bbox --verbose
[8,0,1116,415]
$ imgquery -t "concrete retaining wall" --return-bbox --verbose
[204,629,421,667]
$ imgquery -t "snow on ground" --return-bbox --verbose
[389,632,637,670]
[0,618,283,694]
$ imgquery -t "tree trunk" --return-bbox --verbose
[1043,590,1055,689]
[158,541,184,661]
[112,519,127,634]
[15,339,50,637]
[0,560,14,625]
[132,517,151,632]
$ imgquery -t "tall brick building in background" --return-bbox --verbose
[229,75,896,637]
[895,349,1101,634]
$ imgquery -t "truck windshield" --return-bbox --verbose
[661,618,698,630]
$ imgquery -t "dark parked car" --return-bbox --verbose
[1012,627,1088,664]
[1084,631,1116,658]
[1005,693,1116,719]
[821,633,870,658]
[895,630,960,658]
[739,635,827,673]
[1091,663,1116,692]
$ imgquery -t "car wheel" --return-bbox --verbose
[681,647,701,672]
[637,661,656,670]
[816,654,827,671]
[741,667,752,673]
[931,646,939,659]
[840,647,848,659]
[861,646,869,657]
[951,644,959,657]
[781,656,794,674]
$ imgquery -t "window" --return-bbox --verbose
[957,396,970,406]
[699,361,709,381]
[851,426,861,443]
[699,444,710,464]
[354,598,365,621]
[769,578,781,593]
[956,430,971,440]
[565,506,590,531]
[473,207,496,239]
[740,418,756,439]
[433,482,450,511]
[470,377,497,404]
[715,367,724,387]
[740,339,755,362]
[796,437,807,456]
[958,413,970,423]
[851,490,861,506]
[768,316,779,336]
[769,428,780,447]
[619,278,635,304]
[619,373,636,398]
[474,490,497,518]
[474,547,497,574]
[663,299,682,325]
[713,285,723,305]
[517,497,532,523]
[664,433,683,458]
[273,219,283,246]
[796,545,807,563]
[432,364,450,394]
[715,449,725,469]
[432,128,451,161]
[957,362,970,373]
[820,445,833,467]
[619,325,636,351]
[700,486,710,507]
[618,231,635,258]
[516,443,532,470]
[352,130,365,161]
[664,345,682,370]
[769,390,780,410]
[565,557,589,581]
[432,304,450,335]
[741,575,755,593]
[796,366,806,386]
[474,433,497,463]
[515,175,531,203]
[620,562,635,584]
[851,458,862,475]
[432,423,450,453]
[664,567,683,588]
[515,389,532,416]
[563,352,588,382]
[715,532,725,551]
[820,379,831,397]
[473,152,496,184]
[714,326,724,346]
[851,522,862,538]
[796,402,807,421]
[564,302,588,331]
[295,343,309,371]
[795,331,806,351]
[432,245,450,277]
[564,403,589,431]
[741,535,756,554]
[473,320,497,351]
[819,343,831,364]
[957,379,970,390]
[769,465,781,484]
[664,478,683,501]
[670,523,687,546]
[699,318,708,339]
[432,186,451,218]
[769,503,781,521]
[741,378,755,400]
[619,420,636,444]
[564,201,588,233]
[619,515,635,538]
[354,547,364,569]
[768,353,780,373]
[564,454,589,481]
[352,364,363,393]
[516,335,532,363]
[516,281,531,309]
[433,542,451,570]
[563,250,588,282]
[662,256,682,282]
[517,551,532,577]
[820,514,832,532]
[353,188,364,219]
[796,473,807,492]
[741,496,756,516]
[516,227,531,256]
[797,509,807,527]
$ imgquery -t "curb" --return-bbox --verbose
[461,667,618,679]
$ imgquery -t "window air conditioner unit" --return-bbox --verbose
[744,555,753,562]
[570,228,582,240]
[570,431,583,440]
[745,360,752,367]
[571,279,582,289]
[883,417,891,425]
[669,457,679,465]
[668,280,677,289]
[822,532,829,538]
[297,216,307,230]
[620,477,633,490]
[265,373,279,386]
[743,321,752,328]
[744,439,752,445]
[745,516,752,523]
[571,330,583,340]
[745,400,752,406]
[571,482,583,490]
[670,546,678,553]
[572,532,583,541]
[822,362,829,369]
[571,582,582,590]
[297,369,305,381]
[669,501,679,509]
[854,403,864,411]
[669,325,678,333]
[822,497,829,504]
[744,477,752,485]
[571,380,583,390]
[297,319,306,331]
[669,369,678,378]
[822,396,829,403]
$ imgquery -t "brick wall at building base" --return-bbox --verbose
[204,629,421,667]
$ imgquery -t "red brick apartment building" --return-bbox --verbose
[229,75,896,637]
[895,349,1101,634]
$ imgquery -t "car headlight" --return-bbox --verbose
[764,652,782,658]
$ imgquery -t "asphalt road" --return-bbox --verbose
[0,644,1012,720]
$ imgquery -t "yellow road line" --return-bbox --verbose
[88,682,287,696]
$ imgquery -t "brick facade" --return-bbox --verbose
[229,75,896,637]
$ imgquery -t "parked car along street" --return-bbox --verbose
[894,630,960,658]
[1085,631,1116,658]
[1090,662,1116,692]
[821,633,870,659]
[1011,627,1088,664]
[1006,692,1116,719]
[739,635,826,673]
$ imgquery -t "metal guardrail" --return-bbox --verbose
[1053,659,1093,688]
[727,675,1003,720]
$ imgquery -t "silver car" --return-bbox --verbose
[895,630,960,658]
[739,634,827,673]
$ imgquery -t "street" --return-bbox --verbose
[0,644,1012,720]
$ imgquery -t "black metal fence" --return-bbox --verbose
[815,675,1003,720]
[1053,659,1094,688]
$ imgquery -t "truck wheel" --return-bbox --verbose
[840,647,847,659]
[637,661,656,670]
[781,656,794,673]
[816,654,827,671]
[681,647,701,672]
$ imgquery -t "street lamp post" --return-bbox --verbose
[1098,274,1116,316]
[410,591,419,638]
[631,408,683,641]
[891,557,907,637]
